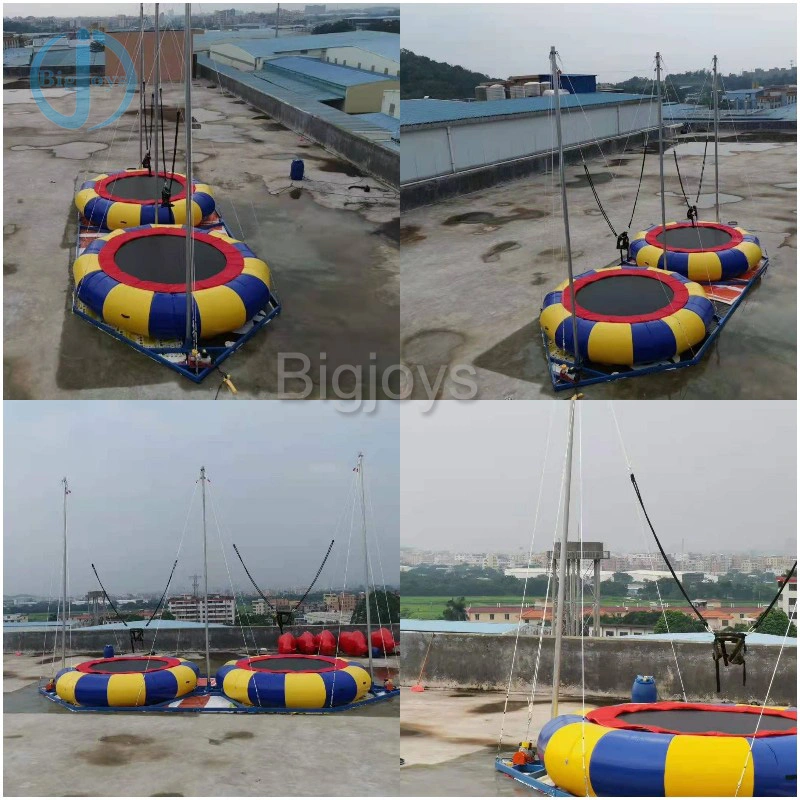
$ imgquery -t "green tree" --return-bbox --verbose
[442,596,468,621]
[312,21,356,34]
[160,610,175,621]
[653,610,707,634]
[753,608,797,638]
[351,590,400,625]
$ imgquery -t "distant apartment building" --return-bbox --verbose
[167,594,235,624]
[3,613,29,623]
[778,576,797,621]
[323,592,357,613]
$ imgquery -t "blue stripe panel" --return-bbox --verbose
[194,192,215,217]
[590,729,672,796]
[630,238,648,257]
[183,660,201,677]
[73,673,111,707]
[657,251,689,272]
[542,289,564,309]
[143,669,179,704]
[320,669,357,706]
[226,274,271,320]
[81,180,97,190]
[83,238,108,256]
[77,270,120,313]
[554,314,595,357]
[233,242,252,256]
[149,293,201,340]
[684,295,714,325]
[630,319,676,363]
[751,736,797,797]
[743,234,760,245]
[537,714,584,758]
[83,196,113,225]
[216,664,237,686]
[139,204,176,225]
[54,667,73,682]
[249,673,288,707]
[718,247,750,279]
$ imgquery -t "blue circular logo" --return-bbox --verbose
[30,29,137,131]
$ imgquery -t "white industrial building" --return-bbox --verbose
[400,93,659,185]
[167,594,235,624]
[779,576,797,620]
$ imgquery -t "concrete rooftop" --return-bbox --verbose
[3,79,399,399]
[400,134,796,400]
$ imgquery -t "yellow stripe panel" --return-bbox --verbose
[343,664,371,701]
[588,322,633,365]
[661,308,707,353]
[194,286,246,337]
[170,199,188,225]
[75,188,97,213]
[73,253,101,284]
[664,735,754,796]
[735,241,762,267]
[208,231,240,244]
[634,244,666,267]
[686,251,723,282]
[543,721,610,797]
[107,673,147,707]
[106,201,144,230]
[103,284,154,336]
[540,303,571,342]
[168,665,199,698]
[686,281,708,298]
[194,183,212,195]
[284,673,326,708]
[55,670,83,705]
[222,668,253,705]
[242,257,272,290]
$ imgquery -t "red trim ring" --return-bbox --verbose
[94,170,188,204]
[97,227,245,293]
[75,656,182,674]
[234,654,350,674]
[561,268,690,324]
[644,222,744,253]
[586,702,797,738]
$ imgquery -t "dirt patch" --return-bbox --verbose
[531,271,548,286]
[565,171,613,188]
[373,218,400,244]
[469,699,530,714]
[208,731,255,746]
[779,229,796,249]
[401,724,429,737]
[4,223,20,239]
[4,734,23,739]
[537,246,584,262]
[79,733,167,767]
[289,187,302,199]
[482,241,521,263]
[443,208,545,227]
[400,225,426,245]
[306,155,364,178]
[4,261,18,275]
[99,734,155,746]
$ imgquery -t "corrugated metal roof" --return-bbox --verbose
[267,56,393,87]
[401,93,652,128]
[401,619,518,634]
[664,102,797,122]
[255,66,344,101]
[3,46,32,67]
[354,112,400,137]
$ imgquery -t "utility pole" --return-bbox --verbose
[61,478,71,670]
[275,4,280,38]
[656,52,667,271]
[357,453,373,682]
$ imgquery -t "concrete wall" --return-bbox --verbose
[344,79,399,114]
[382,89,400,118]
[5,624,400,656]
[401,100,659,184]
[197,61,399,187]
[400,630,797,705]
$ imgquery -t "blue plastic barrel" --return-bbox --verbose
[631,674,657,703]
[290,159,305,181]
[103,644,115,659]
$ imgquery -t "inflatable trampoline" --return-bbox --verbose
[75,170,216,230]
[630,222,762,282]
[54,656,200,708]
[540,266,714,365]
[216,655,372,709]
[537,702,797,797]
[73,224,274,340]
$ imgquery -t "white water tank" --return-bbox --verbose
[486,84,506,101]
[510,85,526,99]
[543,88,569,96]
[523,81,542,97]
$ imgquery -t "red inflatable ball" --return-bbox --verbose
[317,629,337,656]
[371,628,397,655]
[339,630,368,657]
[277,632,297,654]
[296,631,316,655]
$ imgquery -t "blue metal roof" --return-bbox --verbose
[354,112,400,137]
[214,30,398,62]
[3,46,32,67]
[663,102,797,123]
[255,65,345,101]
[401,619,518,634]
[267,56,394,87]
[401,93,652,127]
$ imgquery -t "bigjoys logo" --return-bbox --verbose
[30,29,137,130]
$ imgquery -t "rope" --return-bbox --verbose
[145,559,179,627]
[90,564,129,627]
[627,129,649,229]
[695,137,709,204]
[581,161,617,238]
[672,151,692,210]
[293,539,335,611]
[414,634,435,687]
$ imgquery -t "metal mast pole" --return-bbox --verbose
[550,46,580,367]
[200,466,211,692]
[712,55,720,223]
[656,52,667,270]
[357,453,373,682]
[275,3,280,38]
[61,478,70,670]
[184,2,194,350]
[153,3,160,209]
[551,397,576,719]
[139,3,144,164]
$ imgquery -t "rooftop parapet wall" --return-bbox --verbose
[400,630,797,705]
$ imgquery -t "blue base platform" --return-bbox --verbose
[495,756,572,796]
[543,254,769,392]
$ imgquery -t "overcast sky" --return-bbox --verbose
[4,401,399,597]
[401,401,796,557]
[402,3,797,81]
[3,3,371,17]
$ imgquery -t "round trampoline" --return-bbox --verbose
[538,703,797,797]
[75,170,215,230]
[216,654,372,709]
[630,221,762,281]
[72,224,274,340]
[540,266,714,365]
[54,656,200,708]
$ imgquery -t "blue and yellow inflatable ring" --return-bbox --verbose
[73,224,274,340]
[217,654,371,709]
[631,221,762,281]
[538,702,797,797]
[54,656,200,707]
[76,170,215,230]
[540,266,714,365]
